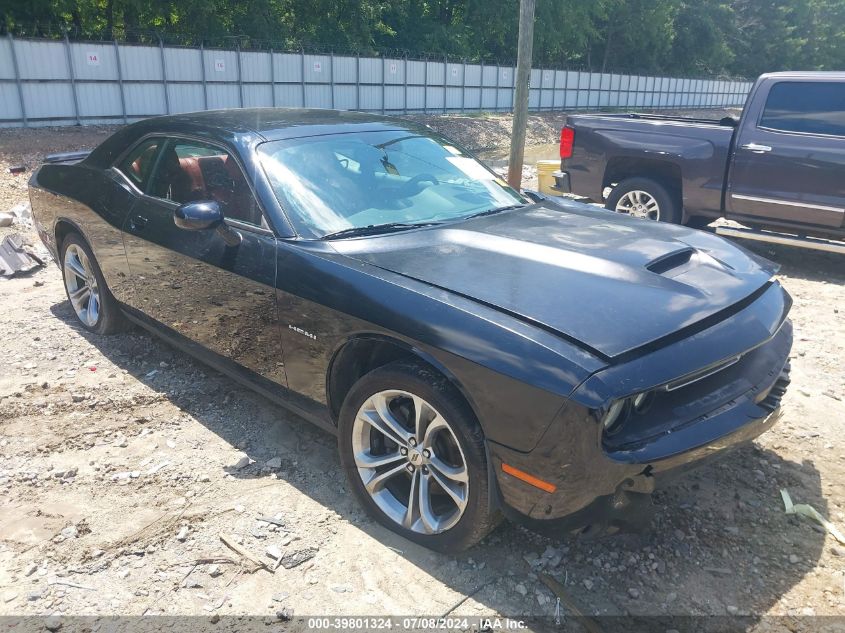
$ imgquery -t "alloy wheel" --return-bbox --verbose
[63,243,101,327]
[351,390,469,534]
[615,190,660,220]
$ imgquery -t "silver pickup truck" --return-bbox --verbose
[555,71,845,254]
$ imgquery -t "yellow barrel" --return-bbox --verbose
[536,160,562,196]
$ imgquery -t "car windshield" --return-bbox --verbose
[258,130,526,239]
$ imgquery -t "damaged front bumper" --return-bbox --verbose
[488,312,792,536]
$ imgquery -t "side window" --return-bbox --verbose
[760,81,845,136]
[116,138,163,191]
[148,139,263,226]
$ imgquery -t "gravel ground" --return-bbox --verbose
[0,112,843,629]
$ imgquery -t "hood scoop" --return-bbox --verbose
[646,247,695,275]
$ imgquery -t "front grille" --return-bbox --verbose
[759,361,791,412]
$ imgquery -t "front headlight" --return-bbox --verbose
[603,390,654,436]
[602,398,631,435]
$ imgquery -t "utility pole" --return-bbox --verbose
[507,0,536,190]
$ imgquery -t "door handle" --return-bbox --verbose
[741,142,772,153]
[129,215,148,231]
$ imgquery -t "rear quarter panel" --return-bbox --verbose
[30,163,135,301]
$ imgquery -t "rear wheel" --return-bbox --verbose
[60,233,126,334]
[338,361,498,552]
[606,177,680,224]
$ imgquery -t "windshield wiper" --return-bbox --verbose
[463,203,529,220]
[321,221,442,240]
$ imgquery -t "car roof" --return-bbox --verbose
[134,108,428,141]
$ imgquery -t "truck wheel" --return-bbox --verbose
[606,178,680,224]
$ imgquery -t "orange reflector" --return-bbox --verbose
[501,463,557,493]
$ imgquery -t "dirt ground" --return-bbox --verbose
[0,112,844,630]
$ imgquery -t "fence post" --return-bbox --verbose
[64,32,81,125]
[403,55,408,114]
[7,34,27,128]
[381,54,386,115]
[551,67,557,111]
[158,36,170,114]
[329,51,335,110]
[460,58,466,113]
[423,56,428,114]
[200,43,208,110]
[355,52,360,111]
[113,40,127,123]
[494,62,500,112]
[300,47,306,108]
[562,67,569,111]
[479,60,484,111]
[236,41,243,108]
[269,48,276,107]
[442,54,447,114]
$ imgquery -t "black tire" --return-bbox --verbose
[605,177,681,224]
[338,360,499,553]
[60,233,127,334]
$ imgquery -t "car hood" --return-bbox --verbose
[330,202,778,359]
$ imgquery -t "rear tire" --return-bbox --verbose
[60,233,126,334]
[606,177,681,224]
[338,360,498,553]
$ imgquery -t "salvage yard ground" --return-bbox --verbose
[0,112,843,627]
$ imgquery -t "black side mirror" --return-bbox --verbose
[174,200,223,230]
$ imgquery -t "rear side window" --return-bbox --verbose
[117,138,163,190]
[760,81,845,136]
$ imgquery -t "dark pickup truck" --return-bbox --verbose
[556,71,845,254]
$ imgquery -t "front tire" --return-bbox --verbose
[60,233,126,334]
[338,361,498,552]
[606,177,681,224]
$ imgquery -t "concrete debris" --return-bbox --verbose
[0,213,13,227]
[0,234,46,277]
[207,564,222,577]
[177,526,189,542]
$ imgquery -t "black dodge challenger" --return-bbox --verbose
[29,109,792,552]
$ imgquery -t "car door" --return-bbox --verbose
[727,79,845,229]
[121,136,287,387]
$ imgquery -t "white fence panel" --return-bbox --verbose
[0,36,752,126]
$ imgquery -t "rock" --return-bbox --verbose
[726,605,739,615]
[265,457,282,469]
[280,547,318,569]
[44,616,62,631]
[789,554,800,564]
[118,569,130,579]
[207,564,222,577]
[2,591,17,603]
[176,526,189,542]
[582,579,594,591]
[266,545,282,560]
[830,545,844,557]
[0,213,13,228]
[61,525,78,539]
[331,585,348,593]
[272,592,289,603]
[276,608,294,622]
[229,454,251,470]
[627,587,640,599]
[209,614,220,624]
[27,589,42,601]
[24,563,38,577]
[515,583,528,596]
[70,393,86,403]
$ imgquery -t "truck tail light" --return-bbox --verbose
[559,126,575,159]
